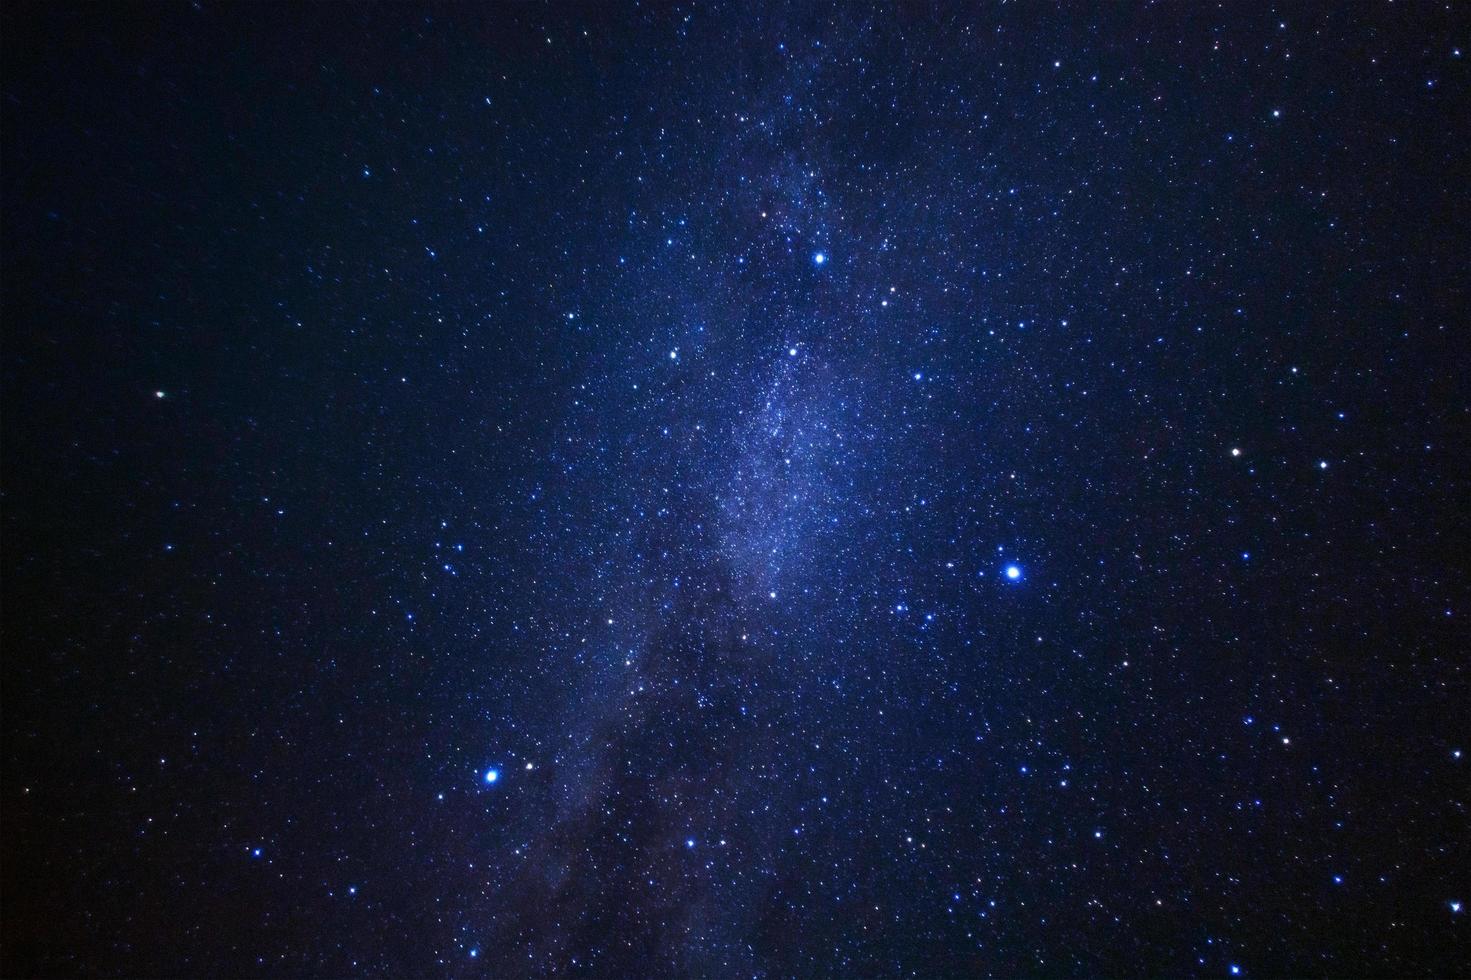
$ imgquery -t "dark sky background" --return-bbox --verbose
[3,2,1469,976]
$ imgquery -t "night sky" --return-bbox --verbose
[3,3,1470,976]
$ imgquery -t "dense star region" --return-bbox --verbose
[3,3,1469,977]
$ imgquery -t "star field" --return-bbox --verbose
[2,3,1469,976]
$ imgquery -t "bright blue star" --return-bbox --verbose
[1004,564,1022,581]
[812,251,826,265]
[484,768,499,784]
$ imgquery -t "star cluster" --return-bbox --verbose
[2,3,1468,976]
